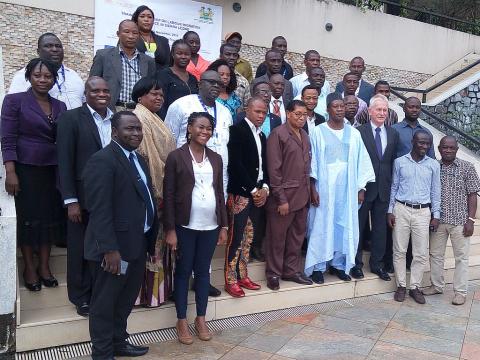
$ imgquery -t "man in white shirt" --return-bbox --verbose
[8,32,85,109]
[291,50,331,98]
[269,73,287,123]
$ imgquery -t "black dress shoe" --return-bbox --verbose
[113,343,149,357]
[311,271,324,284]
[350,267,364,279]
[282,273,313,285]
[267,276,280,290]
[250,247,265,262]
[76,302,89,317]
[371,268,391,281]
[209,284,221,297]
[23,277,41,292]
[39,275,58,288]
[329,267,351,281]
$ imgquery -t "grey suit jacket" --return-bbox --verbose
[250,73,293,107]
[89,46,156,110]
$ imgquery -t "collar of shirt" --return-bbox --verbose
[370,121,385,132]
[356,79,362,96]
[86,103,113,121]
[118,46,139,60]
[270,96,283,104]
[113,140,136,159]
[439,158,460,167]
[405,152,429,164]
[245,117,262,135]
[400,119,421,128]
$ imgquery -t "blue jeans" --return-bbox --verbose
[174,226,218,319]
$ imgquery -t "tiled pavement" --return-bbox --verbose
[77,282,480,360]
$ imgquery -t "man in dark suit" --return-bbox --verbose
[335,56,374,105]
[301,85,325,135]
[89,19,156,111]
[250,49,293,106]
[236,81,281,138]
[353,94,399,281]
[224,97,269,297]
[82,111,157,359]
[57,77,113,317]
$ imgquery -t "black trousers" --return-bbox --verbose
[66,212,92,306]
[356,196,388,272]
[88,253,145,360]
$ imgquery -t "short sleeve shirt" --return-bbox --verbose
[440,158,480,225]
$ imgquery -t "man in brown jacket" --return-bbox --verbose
[265,100,313,290]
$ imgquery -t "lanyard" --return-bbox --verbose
[121,52,140,76]
[55,65,65,93]
[197,95,217,129]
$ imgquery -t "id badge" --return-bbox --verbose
[145,51,155,58]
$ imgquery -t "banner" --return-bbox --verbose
[94,0,223,61]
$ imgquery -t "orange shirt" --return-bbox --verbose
[186,55,210,81]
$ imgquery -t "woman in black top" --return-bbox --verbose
[157,39,199,119]
[132,5,170,70]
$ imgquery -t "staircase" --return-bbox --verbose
[404,52,480,105]
[16,230,480,353]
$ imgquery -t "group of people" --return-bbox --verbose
[2,5,480,359]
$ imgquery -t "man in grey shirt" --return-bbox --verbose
[387,130,441,304]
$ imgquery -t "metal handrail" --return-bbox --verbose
[390,88,480,149]
[391,58,480,103]
[378,0,479,29]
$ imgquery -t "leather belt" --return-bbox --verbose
[396,200,431,209]
[115,101,136,109]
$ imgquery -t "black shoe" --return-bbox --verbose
[329,267,351,281]
[350,267,364,279]
[209,284,221,297]
[23,277,41,292]
[38,274,58,288]
[113,343,149,357]
[281,273,313,285]
[385,264,395,274]
[311,271,324,284]
[76,302,89,317]
[371,268,391,281]
[250,247,265,262]
[267,276,280,291]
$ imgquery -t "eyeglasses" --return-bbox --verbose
[201,79,223,86]
[291,112,308,118]
[255,89,271,95]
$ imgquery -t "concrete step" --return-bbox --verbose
[17,259,480,352]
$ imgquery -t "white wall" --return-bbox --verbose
[4,0,480,74]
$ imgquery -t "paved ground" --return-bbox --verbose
[77,282,480,360]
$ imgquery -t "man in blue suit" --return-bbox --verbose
[335,56,374,105]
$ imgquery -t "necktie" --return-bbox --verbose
[128,153,154,229]
[273,100,281,117]
[375,127,383,159]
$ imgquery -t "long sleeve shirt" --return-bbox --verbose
[388,153,441,219]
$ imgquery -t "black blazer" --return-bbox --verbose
[135,31,170,71]
[82,142,158,262]
[234,111,282,133]
[335,79,375,105]
[57,104,104,207]
[163,144,228,231]
[357,123,399,202]
[302,112,325,134]
[227,118,269,197]
[255,60,294,80]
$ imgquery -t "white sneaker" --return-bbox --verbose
[452,293,466,305]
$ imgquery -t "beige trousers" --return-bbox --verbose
[393,203,431,289]
[429,223,470,294]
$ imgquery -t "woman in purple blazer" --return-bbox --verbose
[1,58,67,291]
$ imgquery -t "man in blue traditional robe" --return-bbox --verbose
[305,93,375,283]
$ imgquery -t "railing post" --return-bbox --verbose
[422,92,427,104]
[0,46,16,359]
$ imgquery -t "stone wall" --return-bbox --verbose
[423,81,480,149]
[0,3,430,93]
